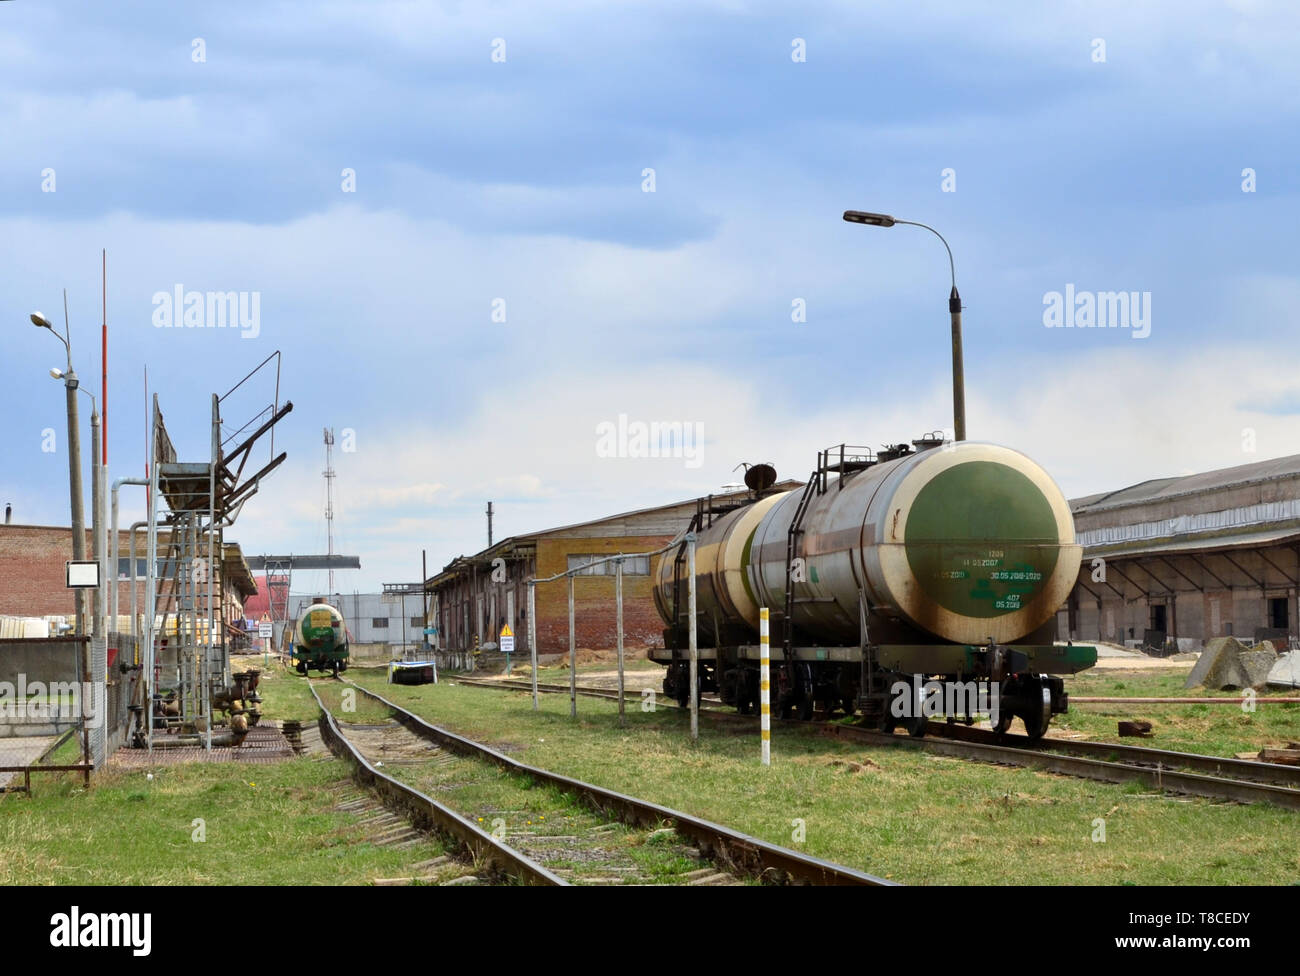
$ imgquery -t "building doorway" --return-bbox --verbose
[1150,604,1167,633]
[1269,596,1289,631]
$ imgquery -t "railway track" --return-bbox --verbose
[453,674,728,709]
[315,678,892,885]
[450,673,1300,811]
[308,679,563,885]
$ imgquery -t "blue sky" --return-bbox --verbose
[2,0,1298,592]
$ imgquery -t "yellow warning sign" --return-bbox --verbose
[500,624,513,638]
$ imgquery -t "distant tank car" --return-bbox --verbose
[293,598,350,676]
[649,438,1098,738]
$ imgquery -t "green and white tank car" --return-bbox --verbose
[293,598,350,676]
[650,439,1098,738]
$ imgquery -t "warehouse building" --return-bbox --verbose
[426,485,796,659]
[1062,453,1300,652]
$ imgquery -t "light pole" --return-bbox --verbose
[843,210,966,441]
[32,307,89,635]
[55,369,105,637]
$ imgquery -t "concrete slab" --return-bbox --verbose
[0,734,58,789]
[1268,652,1300,689]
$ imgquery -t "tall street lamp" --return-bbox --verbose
[53,368,105,637]
[32,305,88,635]
[842,210,966,441]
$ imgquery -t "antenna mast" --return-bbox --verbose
[323,427,336,598]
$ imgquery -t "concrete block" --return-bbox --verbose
[1268,652,1300,689]
[1186,636,1277,690]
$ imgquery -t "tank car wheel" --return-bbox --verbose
[992,710,1014,734]
[295,661,307,676]
[840,697,856,718]
[905,713,927,737]
[331,661,341,678]
[871,706,897,733]
[1021,707,1046,740]
[1020,684,1052,740]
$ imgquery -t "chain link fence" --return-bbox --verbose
[0,636,94,792]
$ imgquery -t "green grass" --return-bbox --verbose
[0,658,451,885]
[1057,667,1300,757]
[0,757,447,885]
[314,680,397,725]
[251,658,323,723]
[347,670,1300,886]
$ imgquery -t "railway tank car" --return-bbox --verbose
[650,437,1098,738]
[293,598,351,676]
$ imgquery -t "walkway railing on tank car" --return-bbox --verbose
[526,527,706,740]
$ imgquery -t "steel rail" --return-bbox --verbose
[344,678,894,886]
[308,680,567,886]
[1072,697,1300,705]
[921,720,1300,788]
[827,725,1300,811]
[450,674,1300,808]
[452,674,729,709]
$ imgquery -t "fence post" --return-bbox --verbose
[79,638,91,785]
[528,580,538,711]
[687,532,698,744]
[615,557,625,728]
[760,607,771,766]
[568,573,576,718]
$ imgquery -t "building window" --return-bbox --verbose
[410,616,424,628]
[566,553,650,576]
[1269,597,1289,630]
[372,618,388,628]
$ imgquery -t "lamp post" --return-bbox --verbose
[32,308,89,635]
[842,210,966,441]
[56,370,104,637]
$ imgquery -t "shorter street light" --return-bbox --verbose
[31,304,90,635]
[843,210,966,442]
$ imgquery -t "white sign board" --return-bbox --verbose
[258,622,274,638]
[66,560,101,588]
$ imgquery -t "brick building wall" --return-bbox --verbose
[0,524,250,626]
[0,524,134,616]
[531,535,671,654]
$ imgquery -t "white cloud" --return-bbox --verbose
[226,339,1300,589]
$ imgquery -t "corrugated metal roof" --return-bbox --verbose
[1083,526,1300,560]
[1072,453,1300,513]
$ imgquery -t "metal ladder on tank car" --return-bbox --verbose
[669,510,704,658]
[782,446,879,712]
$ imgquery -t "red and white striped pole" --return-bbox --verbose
[760,607,771,766]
